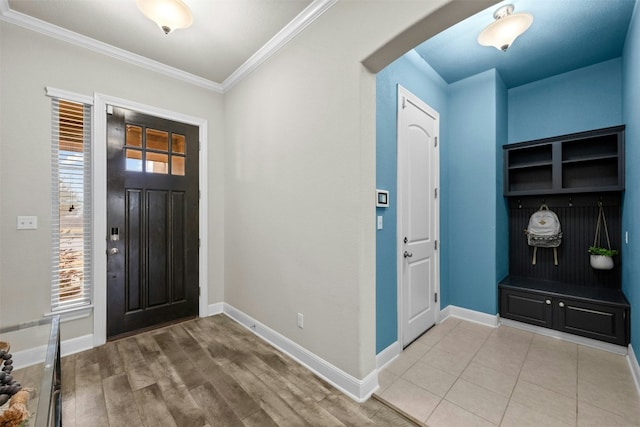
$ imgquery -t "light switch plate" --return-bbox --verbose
[17,216,38,230]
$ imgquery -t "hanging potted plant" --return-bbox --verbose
[589,202,618,270]
[588,246,618,270]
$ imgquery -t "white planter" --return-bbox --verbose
[590,254,614,270]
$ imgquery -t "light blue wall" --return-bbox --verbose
[447,70,501,315]
[376,49,628,355]
[375,50,448,353]
[622,0,640,352]
[495,73,509,284]
[508,58,623,143]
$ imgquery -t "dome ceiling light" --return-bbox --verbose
[477,4,533,52]
[136,0,193,35]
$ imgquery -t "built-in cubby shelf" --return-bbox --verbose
[500,126,628,346]
[504,126,625,196]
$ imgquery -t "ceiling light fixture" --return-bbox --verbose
[477,4,533,52]
[136,0,193,35]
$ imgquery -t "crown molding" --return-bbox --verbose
[222,0,337,91]
[0,0,336,94]
[0,1,224,93]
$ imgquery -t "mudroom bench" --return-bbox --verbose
[499,276,630,346]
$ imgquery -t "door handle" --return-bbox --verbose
[403,251,413,258]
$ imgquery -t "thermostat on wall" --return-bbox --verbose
[376,189,389,207]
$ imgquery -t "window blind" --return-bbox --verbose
[51,98,93,311]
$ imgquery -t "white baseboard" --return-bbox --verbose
[500,317,628,355]
[61,333,94,357]
[11,334,93,370]
[628,344,640,396]
[444,305,499,328]
[208,302,224,316]
[222,303,378,402]
[439,305,451,321]
[376,341,401,370]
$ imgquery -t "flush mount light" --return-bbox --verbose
[477,4,533,52]
[136,0,193,35]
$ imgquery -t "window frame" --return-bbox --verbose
[47,88,94,314]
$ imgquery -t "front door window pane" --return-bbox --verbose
[146,128,169,151]
[126,149,143,172]
[172,134,186,154]
[125,126,188,176]
[172,157,185,176]
[126,125,142,147]
[146,152,169,174]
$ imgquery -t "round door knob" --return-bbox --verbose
[110,247,119,255]
[403,251,413,258]
[545,299,551,305]
[559,302,565,308]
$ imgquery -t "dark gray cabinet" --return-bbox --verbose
[501,125,629,346]
[504,126,625,196]
[500,287,553,328]
[499,277,630,346]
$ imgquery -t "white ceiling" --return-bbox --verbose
[8,0,632,95]
[1,0,333,91]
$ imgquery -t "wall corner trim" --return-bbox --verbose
[445,305,499,328]
[628,344,640,397]
[221,303,378,402]
[376,341,401,370]
[207,302,224,316]
[11,334,94,370]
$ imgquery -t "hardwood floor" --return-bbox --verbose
[59,315,418,426]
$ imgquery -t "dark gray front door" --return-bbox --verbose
[106,107,199,339]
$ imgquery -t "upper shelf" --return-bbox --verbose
[503,126,625,196]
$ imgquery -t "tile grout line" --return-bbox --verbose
[575,345,579,427]
[495,330,534,426]
[425,320,498,425]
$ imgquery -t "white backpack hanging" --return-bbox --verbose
[525,204,562,265]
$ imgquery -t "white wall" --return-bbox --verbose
[223,0,456,379]
[0,0,486,383]
[0,22,225,342]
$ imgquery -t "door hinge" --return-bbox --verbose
[198,141,201,151]
[435,292,438,303]
[435,240,438,250]
[402,97,406,109]
[435,136,438,148]
[199,287,201,297]
[198,238,201,248]
[106,105,113,115]
[434,188,438,198]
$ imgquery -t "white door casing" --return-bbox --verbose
[397,85,440,348]
[93,93,208,347]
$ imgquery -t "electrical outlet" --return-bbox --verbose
[17,216,38,230]
[297,313,304,329]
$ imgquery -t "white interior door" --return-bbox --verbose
[397,85,439,348]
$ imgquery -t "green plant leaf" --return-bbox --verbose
[588,246,619,256]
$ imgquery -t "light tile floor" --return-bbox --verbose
[376,317,640,426]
